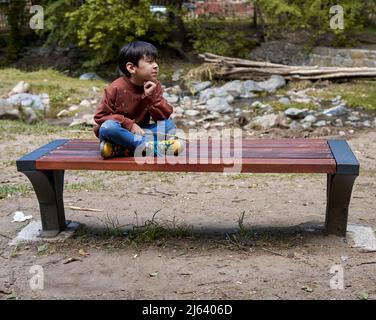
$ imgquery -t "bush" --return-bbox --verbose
[187,17,257,58]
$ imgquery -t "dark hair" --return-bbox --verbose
[118,41,158,77]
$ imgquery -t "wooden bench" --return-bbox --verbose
[16,138,359,238]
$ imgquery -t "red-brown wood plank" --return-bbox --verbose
[34,138,336,173]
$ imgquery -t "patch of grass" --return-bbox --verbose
[126,209,193,243]
[65,179,106,192]
[0,119,64,138]
[228,173,250,180]
[226,211,254,248]
[9,245,20,259]
[0,68,106,117]
[0,183,32,199]
[2,159,16,167]
[269,100,319,111]
[307,80,376,112]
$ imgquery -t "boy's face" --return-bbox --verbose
[126,55,159,83]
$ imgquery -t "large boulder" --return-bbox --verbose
[206,97,232,113]
[256,75,286,93]
[248,112,287,130]
[6,93,47,111]
[79,73,102,81]
[0,99,21,120]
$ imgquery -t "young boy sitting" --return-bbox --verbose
[93,41,182,159]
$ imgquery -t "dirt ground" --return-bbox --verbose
[0,128,375,300]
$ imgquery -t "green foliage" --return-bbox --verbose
[187,17,257,58]
[2,0,28,64]
[253,0,365,42]
[38,0,80,46]
[64,0,169,67]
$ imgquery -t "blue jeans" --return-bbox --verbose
[99,119,177,150]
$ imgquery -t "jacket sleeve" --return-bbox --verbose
[94,86,135,131]
[141,82,173,121]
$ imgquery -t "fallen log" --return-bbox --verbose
[198,52,376,81]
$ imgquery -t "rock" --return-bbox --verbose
[251,101,263,108]
[289,120,301,130]
[199,88,214,104]
[362,120,371,127]
[226,95,234,104]
[202,114,219,121]
[249,112,285,130]
[23,107,38,124]
[192,81,212,94]
[313,120,327,127]
[213,122,226,127]
[302,115,317,123]
[92,86,100,92]
[172,69,183,82]
[79,73,102,81]
[213,88,228,98]
[69,114,95,127]
[335,118,343,127]
[69,105,79,112]
[284,107,308,120]
[237,116,249,127]
[184,109,200,117]
[348,129,355,134]
[79,99,91,108]
[6,93,45,111]
[164,94,179,104]
[339,131,346,136]
[301,122,312,130]
[206,97,232,113]
[163,85,182,96]
[256,75,286,93]
[203,123,211,129]
[187,120,196,126]
[0,99,21,120]
[287,90,312,104]
[260,104,274,113]
[347,115,360,121]
[174,106,184,114]
[57,109,70,118]
[9,81,30,95]
[242,80,263,93]
[322,104,348,117]
[278,97,290,105]
[182,96,193,108]
[220,80,243,98]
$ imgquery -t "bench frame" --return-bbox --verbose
[16,139,359,238]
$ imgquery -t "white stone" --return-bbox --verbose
[10,81,30,95]
[79,99,91,108]
[57,109,70,118]
[184,109,200,117]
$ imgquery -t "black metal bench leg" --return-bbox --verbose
[325,173,357,237]
[21,170,66,237]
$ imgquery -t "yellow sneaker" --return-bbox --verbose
[100,140,132,159]
[147,139,184,156]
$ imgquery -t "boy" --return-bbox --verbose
[93,41,183,159]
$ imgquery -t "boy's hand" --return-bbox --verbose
[131,123,145,136]
[144,81,157,97]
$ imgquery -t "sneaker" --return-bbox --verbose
[100,140,132,159]
[146,139,184,156]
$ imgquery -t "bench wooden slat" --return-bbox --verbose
[36,157,336,173]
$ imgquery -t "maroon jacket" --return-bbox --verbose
[93,76,173,138]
